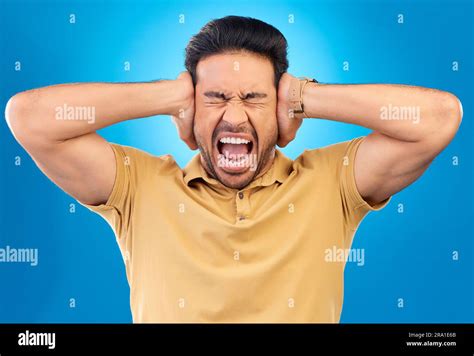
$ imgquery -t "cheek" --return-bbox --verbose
[250,109,278,141]
[256,123,278,147]
[194,106,221,143]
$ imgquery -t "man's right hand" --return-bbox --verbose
[170,71,198,150]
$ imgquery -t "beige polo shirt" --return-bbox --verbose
[83,136,389,323]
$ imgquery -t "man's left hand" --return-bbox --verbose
[276,73,304,147]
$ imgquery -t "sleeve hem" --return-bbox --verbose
[346,136,391,213]
[80,143,125,212]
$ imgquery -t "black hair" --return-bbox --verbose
[185,16,288,87]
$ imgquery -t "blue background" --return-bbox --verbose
[0,0,472,323]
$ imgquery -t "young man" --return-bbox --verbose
[5,16,462,322]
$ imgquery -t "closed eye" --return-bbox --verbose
[203,91,268,105]
[241,92,268,106]
[204,91,229,101]
[240,92,267,101]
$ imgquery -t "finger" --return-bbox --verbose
[177,71,192,81]
[173,119,198,150]
[277,135,289,148]
[186,140,198,151]
[184,135,198,150]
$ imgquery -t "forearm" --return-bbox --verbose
[302,83,462,142]
[6,80,182,142]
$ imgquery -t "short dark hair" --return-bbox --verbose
[185,16,289,87]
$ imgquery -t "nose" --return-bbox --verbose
[222,101,249,127]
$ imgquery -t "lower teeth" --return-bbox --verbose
[217,153,257,171]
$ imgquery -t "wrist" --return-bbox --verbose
[288,76,318,119]
[301,81,318,119]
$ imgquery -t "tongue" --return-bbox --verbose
[221,143,248,157]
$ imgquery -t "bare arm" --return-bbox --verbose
[5,72,196,205]
[277,74,463,204]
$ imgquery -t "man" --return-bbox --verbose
[5,16,462,323]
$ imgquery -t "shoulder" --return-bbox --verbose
[109,143,179,176]
[293,137,365,171]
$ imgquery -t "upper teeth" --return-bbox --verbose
[219,137,250,144]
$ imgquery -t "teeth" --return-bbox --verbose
[218,154,251,167]
[219,137,250,144]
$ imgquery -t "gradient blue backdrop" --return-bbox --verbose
[0,0,472,323]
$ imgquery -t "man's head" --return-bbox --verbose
[185,16,288,189]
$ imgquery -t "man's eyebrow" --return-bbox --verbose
[203,91,268,100]
[241,92,267,99]
[204,91,229,100]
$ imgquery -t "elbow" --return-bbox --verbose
[5,90,39,144]
[441,92,463,137]
[429,92,463,146]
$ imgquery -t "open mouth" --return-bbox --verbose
[215,134,256,173]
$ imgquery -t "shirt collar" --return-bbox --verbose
[183,149,293,189]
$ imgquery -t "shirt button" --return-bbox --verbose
[238,192,244,199]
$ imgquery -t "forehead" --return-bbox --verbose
[195,51,274,92]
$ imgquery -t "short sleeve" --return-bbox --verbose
[80,143,155,245]
[339,136,391,233]
[303,136,391,248]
